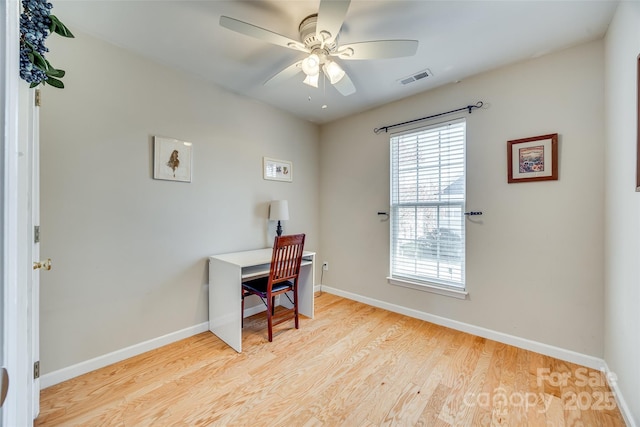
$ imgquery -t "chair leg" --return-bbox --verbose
[241,291,244,328]
[267,296,273,342]
[293,288,299,329]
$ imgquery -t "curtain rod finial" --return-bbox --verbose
[468,101,484,114]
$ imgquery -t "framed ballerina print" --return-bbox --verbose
[153,136,192,182]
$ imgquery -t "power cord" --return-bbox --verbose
[319,268,324,296]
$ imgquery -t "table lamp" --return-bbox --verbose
[269,200,289,236]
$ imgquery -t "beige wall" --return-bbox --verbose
[39,32,320,374]
[319,40,605,357]
[604,1,640,424]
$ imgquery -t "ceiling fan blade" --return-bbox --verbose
[264,60,303,86]
[330,70,356,96]
[333,40,419,60]
[316,0,351,44]
[219,16,308,53]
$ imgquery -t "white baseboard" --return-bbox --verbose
[602,362,638,427]
[244,301,267,317]
[40,322,209,389]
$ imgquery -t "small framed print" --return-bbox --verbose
[154,136,192,182]
[507,133,558,183]
[263,157,293,182]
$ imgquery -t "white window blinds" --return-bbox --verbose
[390,118,466,288]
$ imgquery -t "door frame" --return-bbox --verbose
[27,87,40,418]
[2,0,35,425]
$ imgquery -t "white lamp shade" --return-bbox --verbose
[303,73,319,88]
[269,200,289,221]
[323,60,345,84]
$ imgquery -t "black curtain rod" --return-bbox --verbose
[373,101,484,134]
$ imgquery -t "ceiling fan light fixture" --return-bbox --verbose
[303,73,319,88]
[323,60,345,84]
[301,53,320,76]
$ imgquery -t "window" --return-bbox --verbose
[389,118,466,292]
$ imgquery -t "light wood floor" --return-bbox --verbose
[36,293,626,426]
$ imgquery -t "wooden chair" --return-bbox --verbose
[241,234,306,342]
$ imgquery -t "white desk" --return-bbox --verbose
[209,248,315,352]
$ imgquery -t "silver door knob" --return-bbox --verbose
[33,258,52,270]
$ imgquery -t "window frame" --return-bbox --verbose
[387,118,468,298]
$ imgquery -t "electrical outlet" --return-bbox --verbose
[322,261,329,271]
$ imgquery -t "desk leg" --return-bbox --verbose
[298,257,314,319]
[279,260,314,319]
[209,259,242,352]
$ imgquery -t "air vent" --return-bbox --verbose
[398,68,433,85]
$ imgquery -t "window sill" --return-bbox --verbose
[387,277,468,300]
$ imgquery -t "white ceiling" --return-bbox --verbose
[52,0,617,124]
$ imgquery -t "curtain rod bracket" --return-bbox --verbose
[374,101,483,134]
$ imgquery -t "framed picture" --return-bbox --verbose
[263,157,293,182]
[153,136,192,182]
[507,133,558,183]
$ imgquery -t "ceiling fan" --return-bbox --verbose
[219,0,419,96]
